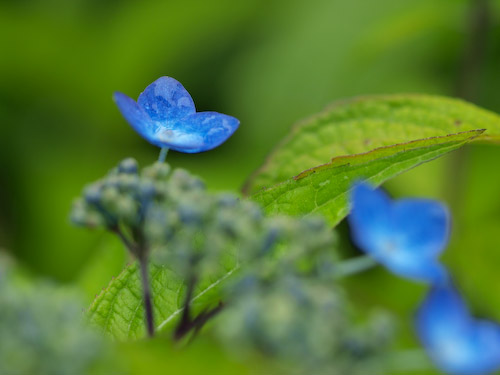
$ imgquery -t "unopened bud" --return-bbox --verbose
[118,158,139,174]
[115,196,137,224]
[84,185,102,204]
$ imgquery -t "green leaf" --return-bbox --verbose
[250,130,483,226]
[245,95,500,194]
[87,261,238,340]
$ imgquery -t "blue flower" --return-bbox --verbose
[347,181,449,283]
[416,284,500,375]
[114,77,239,153]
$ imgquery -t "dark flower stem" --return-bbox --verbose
[139,255,155,338]
[174,275,196,340]
[173,275,224,341]
[110,225,155,337]
[110,225,139,257]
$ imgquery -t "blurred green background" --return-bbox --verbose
[1,0,500,347]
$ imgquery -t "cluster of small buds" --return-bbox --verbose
[71,158,159,229]
[217,275,393,374]
[71,158,268,281]
[215,216,393,374]
[70,158,211,236]
[147,186,266,281]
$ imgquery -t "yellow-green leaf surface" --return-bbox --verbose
[251,130,483,227]
[87,261,238,340]
[245,95,500,194]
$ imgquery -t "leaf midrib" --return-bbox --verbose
[156,266,239,332]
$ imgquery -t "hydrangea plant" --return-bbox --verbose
[6,75,500,375]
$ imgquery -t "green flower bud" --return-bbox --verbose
[116,174,139,192]
[83,185,102,204]
[118,158,138,174]
[115,196,138,224]
[142,162,171,180]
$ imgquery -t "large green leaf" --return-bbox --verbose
[250,130,483,226]
[87,261,238,340]
[88,130,483,339]
[245,95,500,194]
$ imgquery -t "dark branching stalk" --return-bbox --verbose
[174,275,224,341]
[139,255,155,338]
[189,302,225,339]
[110,225,139,257]
[110,225,155,338]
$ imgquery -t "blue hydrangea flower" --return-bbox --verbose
[347,181,449,283]
[114,77,239,153]
[416,284,500,375]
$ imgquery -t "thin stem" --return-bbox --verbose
[158,147,169,163]
[139,256,155,338]
[190,302,224,339]
[333,255,377,279]
[174,275,197,340]
[110,225,139,257]
[110,227,155,337]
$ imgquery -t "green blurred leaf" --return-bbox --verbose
[245,95,500,194]
[250,130,482,226]
[119,336,253,375]
[87,261,237,340]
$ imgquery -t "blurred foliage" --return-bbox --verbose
[0,255,117,375]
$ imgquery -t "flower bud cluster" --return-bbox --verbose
[215,216,393,374]
[70,158,173,230]
[71,158,268,280]
[71,159,392,372]
[217,275,392,375]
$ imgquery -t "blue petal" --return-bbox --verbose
[137,77,195,122]
[113,92,159,143]
[348,182,392,256]
[393,199,450,257]
[416,285,500,375]
[384,257,448,284]
[416,285,470,344]
[470,321,500,374]
[150,112,239,153]
[348,182,449,283]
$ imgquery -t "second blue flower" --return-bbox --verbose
[348,181,449,283]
